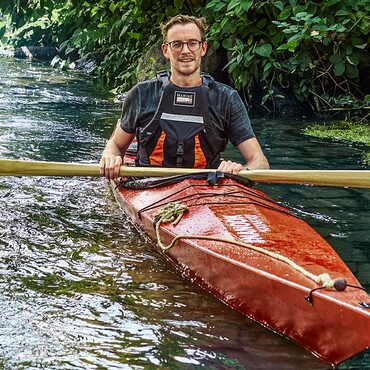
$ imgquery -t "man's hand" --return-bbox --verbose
[99,122,135,180]
[99,154,123,179]
[217,160,244,175]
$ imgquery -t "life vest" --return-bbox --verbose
[136,70,227,169]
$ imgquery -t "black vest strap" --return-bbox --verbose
[156,70,171,88]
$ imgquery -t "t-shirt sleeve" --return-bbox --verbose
[226,90,255,147]
[119,86,141,134]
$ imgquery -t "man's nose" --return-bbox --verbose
[182,42,191,52]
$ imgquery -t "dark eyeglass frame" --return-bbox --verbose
[165,40,203,52]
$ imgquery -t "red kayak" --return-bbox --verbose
[111,167,370,365]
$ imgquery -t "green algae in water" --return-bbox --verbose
[303,121,370,163]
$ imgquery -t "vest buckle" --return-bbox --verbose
[177,142,184,155]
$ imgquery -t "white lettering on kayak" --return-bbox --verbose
[222,214,269,244]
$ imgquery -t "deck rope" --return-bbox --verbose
[153,202,335,288]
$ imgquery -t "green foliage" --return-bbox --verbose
[1,0,369,114]
[203,0,370,113]
[0,0,72,46]
[0,0,206,89]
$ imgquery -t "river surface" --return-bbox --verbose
[0,57,369,369]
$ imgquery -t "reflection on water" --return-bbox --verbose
[0,57,369,369]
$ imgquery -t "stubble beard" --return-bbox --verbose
[175,59,201,77]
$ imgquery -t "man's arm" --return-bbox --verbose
[237,137,269,170]
[99,120,135,179]
[217,137,269,174]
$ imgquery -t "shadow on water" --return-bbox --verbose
[0,57,368,369]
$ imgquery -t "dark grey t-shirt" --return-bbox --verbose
[120,76,255,147]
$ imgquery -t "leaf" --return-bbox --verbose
[323,37,331,46]
[277,40,297,52]
[255,43,273,58]
[263,62,272,79]
[333,61,345,76]
[119,25,129,39]
[336,10,349,16]
[235,38,244,47]
[358,12,370,33]
[227,0,239,11]
[261,93,270,105]
[207,0,227,11]
[346,64,358,79]
[346,53,359,66]
[276,43,290,51]
[243,50,254,66]
[294,12,309,21]
[256,18,267,29]
[222,38,233,49]
[287,33,302,43]
[241,0,253,11]
[292,6,307,17]
[174,0,184,10]
[329,54,342,64]
[205,0,217,9]
[278,9,291,21]
[127,31,141,40]
[324,0,341,6]
[334,24,346,32]
[354,43,368,50]
[274,1,284,11]
[109,3,117,13]
[220,16,229,29]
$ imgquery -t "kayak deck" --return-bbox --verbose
[111,175,370,365]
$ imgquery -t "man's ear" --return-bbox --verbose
[161,43,170,59]
[201,41,208,57]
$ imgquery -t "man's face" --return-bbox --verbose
[162,23,208,79]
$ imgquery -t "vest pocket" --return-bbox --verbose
[160,119,202,167]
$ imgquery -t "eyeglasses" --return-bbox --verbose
[165,40,203,52]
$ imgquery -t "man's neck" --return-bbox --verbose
[170,71,202,87]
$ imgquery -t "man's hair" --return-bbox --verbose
[160,14,208,41]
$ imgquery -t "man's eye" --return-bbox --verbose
[172,42,182,48]
[189,41,198,47]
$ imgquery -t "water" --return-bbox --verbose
[0,57,369,369]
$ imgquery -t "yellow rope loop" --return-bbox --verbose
[316,273,335,288]
[154,202,189,226]
[154,202,189,250]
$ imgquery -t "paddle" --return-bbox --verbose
[1,159,370,188]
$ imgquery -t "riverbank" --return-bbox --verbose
[303,120,370,164]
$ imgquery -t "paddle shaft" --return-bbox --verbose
[1,159,370,188]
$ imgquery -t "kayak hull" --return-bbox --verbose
[111,176,370,365]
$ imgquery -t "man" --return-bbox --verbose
[100,14,269,179]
